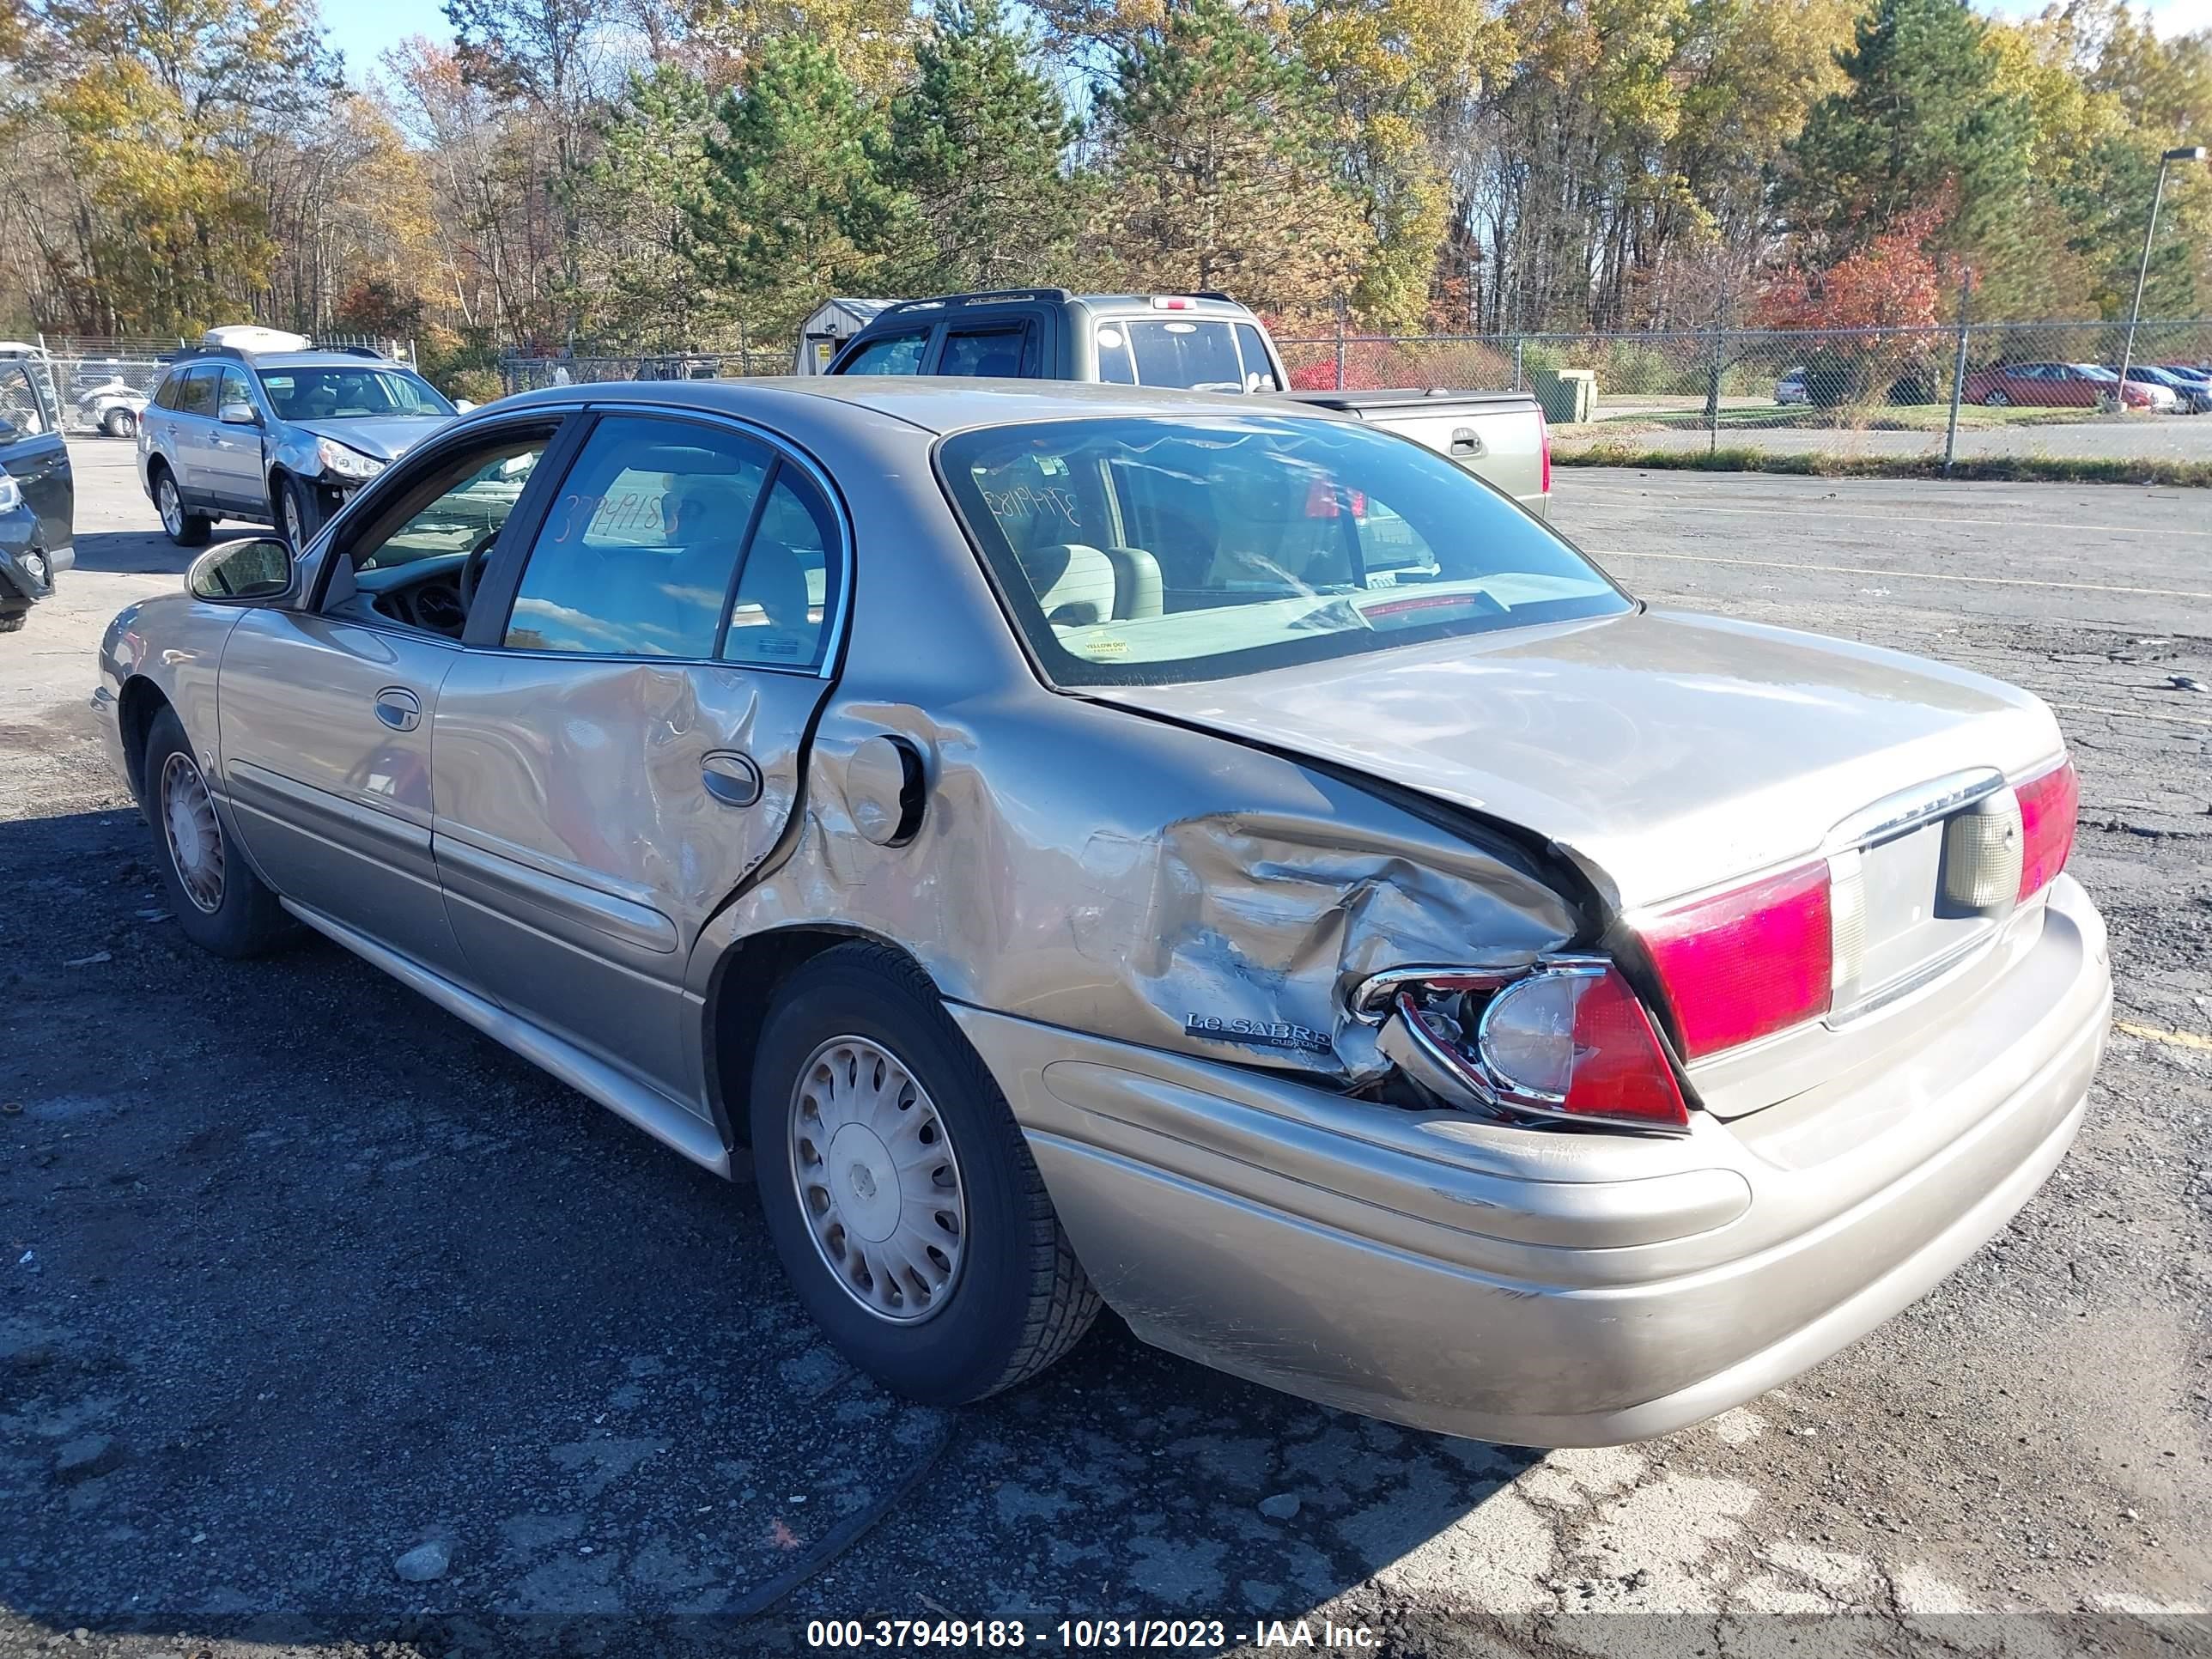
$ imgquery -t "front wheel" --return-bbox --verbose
[102,407,138,440]
[277,475,321,550]
[144,708,289,957]
[750,943,1101,1404]
[1982,389,2010,407]
[155,471,212,548]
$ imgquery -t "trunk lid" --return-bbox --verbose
[1089,608,2063,913]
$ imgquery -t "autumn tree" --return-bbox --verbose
[1096,0,1370,322]
[882,0,1083,294]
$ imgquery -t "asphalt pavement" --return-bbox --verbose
[0,445,2206,1659]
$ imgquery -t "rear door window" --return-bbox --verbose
[939,325,1036,378]
[506,415,774,658]
[0,366,50,435]
[839,331,930,375]
[177,368,218,418]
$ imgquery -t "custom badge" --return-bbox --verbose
[1184,1012,1333,1055]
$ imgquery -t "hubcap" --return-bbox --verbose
[159,750,224,914]
[158,478,183,537]
[788,1036,967,1324]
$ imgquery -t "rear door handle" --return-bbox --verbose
[374,687,421,732]
[702,750,763,807]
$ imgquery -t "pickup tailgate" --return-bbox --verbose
[1279,388,1548,518]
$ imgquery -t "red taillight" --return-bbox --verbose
[1638,862,1832,1060]
[1537,407,1552,497]
[2015,757,2078,902]
[1476,965,1689,1128]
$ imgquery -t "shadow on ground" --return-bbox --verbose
[0,805,1537,1655]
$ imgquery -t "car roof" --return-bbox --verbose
[488,375,1349,438]
[247,353,408,370]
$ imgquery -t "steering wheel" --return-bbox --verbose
[457,526,500,616]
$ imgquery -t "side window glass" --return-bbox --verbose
[839,331,929,375]
[720,471,839,670]
[177,368,217,417]
[506,416,771,657]
[939,327,1030,378]
[1095,325,1136,385]
[343,433,550,576]
[1235,324,1280,392]
[153,371,183,410]
[0,366,49,434]
[217,367,254,413]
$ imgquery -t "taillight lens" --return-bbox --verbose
[1476,966,1688,1128]
[2015,757,2078,902]
[1638,862,1832,1060]
[1537,407,1552,496]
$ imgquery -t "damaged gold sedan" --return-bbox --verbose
[94,379,2107,1446]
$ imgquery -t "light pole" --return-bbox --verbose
[2118,145,2209,409]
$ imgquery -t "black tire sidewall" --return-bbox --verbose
[750,951,1047,1405]
[280,477,318,549]
[155,471,210,547]
[144,709,282,957]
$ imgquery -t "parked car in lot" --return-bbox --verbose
[77,374,150,438]
[137,342,459,549]
[2106,364,2209,413]
[1774,365,1810,404]
[1962,361,2151,409]
[94,379,2106,1445]
[827,289,1552,517]
[0,353,74,632]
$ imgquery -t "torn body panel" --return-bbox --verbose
[693,689,1582,1086]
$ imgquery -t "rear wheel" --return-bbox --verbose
[145,708,288,957]
[0,610,23,634]
[154,469,212,548]
[102,407,138,440]
[1982,389,2010,407]
[750,943,1100,1404]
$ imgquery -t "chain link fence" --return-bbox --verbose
[1274,319,2212,467]
[499,348,786,396]
[12,333,417,440]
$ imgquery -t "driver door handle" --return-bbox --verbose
[374,687,422,732]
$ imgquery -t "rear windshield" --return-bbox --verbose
[1094,319,1276,392]
[939,415,1628,687]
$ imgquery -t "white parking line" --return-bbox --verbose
[1588,547,2212,601]
[1565,498,2212,538]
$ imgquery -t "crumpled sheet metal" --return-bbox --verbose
[721,696,1582,1085]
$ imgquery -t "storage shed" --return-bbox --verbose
[793,299,896,374]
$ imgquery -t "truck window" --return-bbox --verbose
[1095,325,1137,385]
[1235,324,1280,392]
[939,325,1035,378]
[1125,320,1245,392]
[841,331,929,375]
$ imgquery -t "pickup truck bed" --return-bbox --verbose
[1279,389,1550,519]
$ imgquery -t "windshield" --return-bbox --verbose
[257,366,453,422]
[939,416,1629,687]
[2073,364,2118,382]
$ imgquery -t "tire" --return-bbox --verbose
[750,942,1101,1404]
[144,708,289,957]
[0,610,23,634]
[102,407,137,440]
[1982,390,2009,407]
[277,474,320,550]
[153,467,212,548]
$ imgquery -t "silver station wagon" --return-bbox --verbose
[93,380,2109,1448]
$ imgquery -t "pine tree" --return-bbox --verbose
[570,65,714,349]
[1780,0,2033,258]
[686,37,908,337]
[882,0,1083,293]
[1096,0,1371,321]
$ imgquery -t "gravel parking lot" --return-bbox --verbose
[2,443,2207,1658]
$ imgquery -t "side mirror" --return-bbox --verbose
[219,401,259,426]
[453,398,477,413]
[187,537,293,603]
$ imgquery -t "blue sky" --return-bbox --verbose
[320,0,2210,83]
